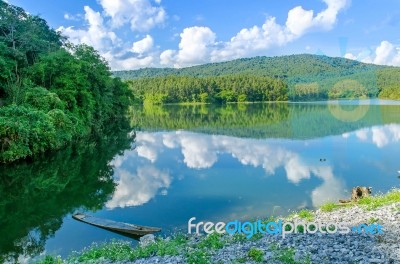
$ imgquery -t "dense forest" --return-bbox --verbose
[127,75,287,104]
[116,55,400,102]
[0,1,132,163]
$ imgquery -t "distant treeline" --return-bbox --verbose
[117,54,400,103]
[127,75,288,104]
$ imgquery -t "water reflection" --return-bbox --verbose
[106,166,171,208]
[130,101,400,139]
[108,131,347,210]
[343,124,400,148]
[3,101,400,261]
[0,127,134,263]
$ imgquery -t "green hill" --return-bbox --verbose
[114,54,400,101]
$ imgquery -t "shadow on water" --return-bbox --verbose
[0,122,135,263]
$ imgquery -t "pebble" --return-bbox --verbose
[116,203,400,263]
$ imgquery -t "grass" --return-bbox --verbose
[320,189,400,212]
[36,256,63,264]
[248,247,264,262]
[270,244,312,264]
[44,235,188,264]
[320,202,340,212]
[80,239,180,262]
[368,217,380,224]
[358,190,400,210]
[185,249,211,264]
[38,189,400,264]
[297,209,314,221]
[287,209,314,221]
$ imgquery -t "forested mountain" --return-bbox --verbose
[115,54,400,101]
[0,1,132,163]
[115,55,382,79]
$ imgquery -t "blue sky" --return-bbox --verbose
[7,0,400,70]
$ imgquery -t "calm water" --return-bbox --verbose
[1,100,400,262]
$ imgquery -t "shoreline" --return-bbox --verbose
[38,189,400,264]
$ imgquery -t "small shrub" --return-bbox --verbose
[248,247,264,262]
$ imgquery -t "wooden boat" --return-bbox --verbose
[72,213,161,236]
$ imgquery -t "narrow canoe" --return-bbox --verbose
[72,213,161,236]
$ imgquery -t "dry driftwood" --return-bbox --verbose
[338,186,372,204]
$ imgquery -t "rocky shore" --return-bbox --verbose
[40,191,400,264]
[130,203,400,264]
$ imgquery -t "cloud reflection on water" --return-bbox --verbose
[108,131,348,209]
[343,124,400,148]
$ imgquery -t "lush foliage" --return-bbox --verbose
[377,68,400,99]
[127,75,288,104]
[0,1,132,163]
[116,54,400,101]
[114,54,383,81]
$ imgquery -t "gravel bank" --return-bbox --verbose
[130,202,400,264]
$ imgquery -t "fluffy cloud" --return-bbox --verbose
[131,131,347,208]
[58,0,164,70]
[60,0,349,69]
[344,52,357,60]
[148,131,335,186]
[344,124,400,148]
[106,166,171,208]
[286,6,314,37]
[103,52,154,70]
[311,166,346,207]
[132,34,154,54]
[374,41,399,65]
[58,6,120,53]
[161,27,216,67]
[98,0,166,31]
[344,40,400,66]
[162,0,350,67]
[135,132,161,162]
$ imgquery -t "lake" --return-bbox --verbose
[1,100,400,262]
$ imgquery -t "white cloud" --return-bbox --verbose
[344,40,400,66]
[135,132,161,162]
[310,166,346,207]
[161,27,216,67]
[344,124,400,148]
[374,41,398,65]
[344,52,357,60]
[162,0,350,67]
[98,0,166,31]
[106,166,171,208]
[107,54,154,70]
[286,6,314,37]
[131,131,347,208]
[132,34,154,54]
[64,13,82,21]
[160,49,177,66]
[59,0,165,70]
[60,0,349,70]
[138,131,332,185]
[355,129,368,141]
[58,6,120,53]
